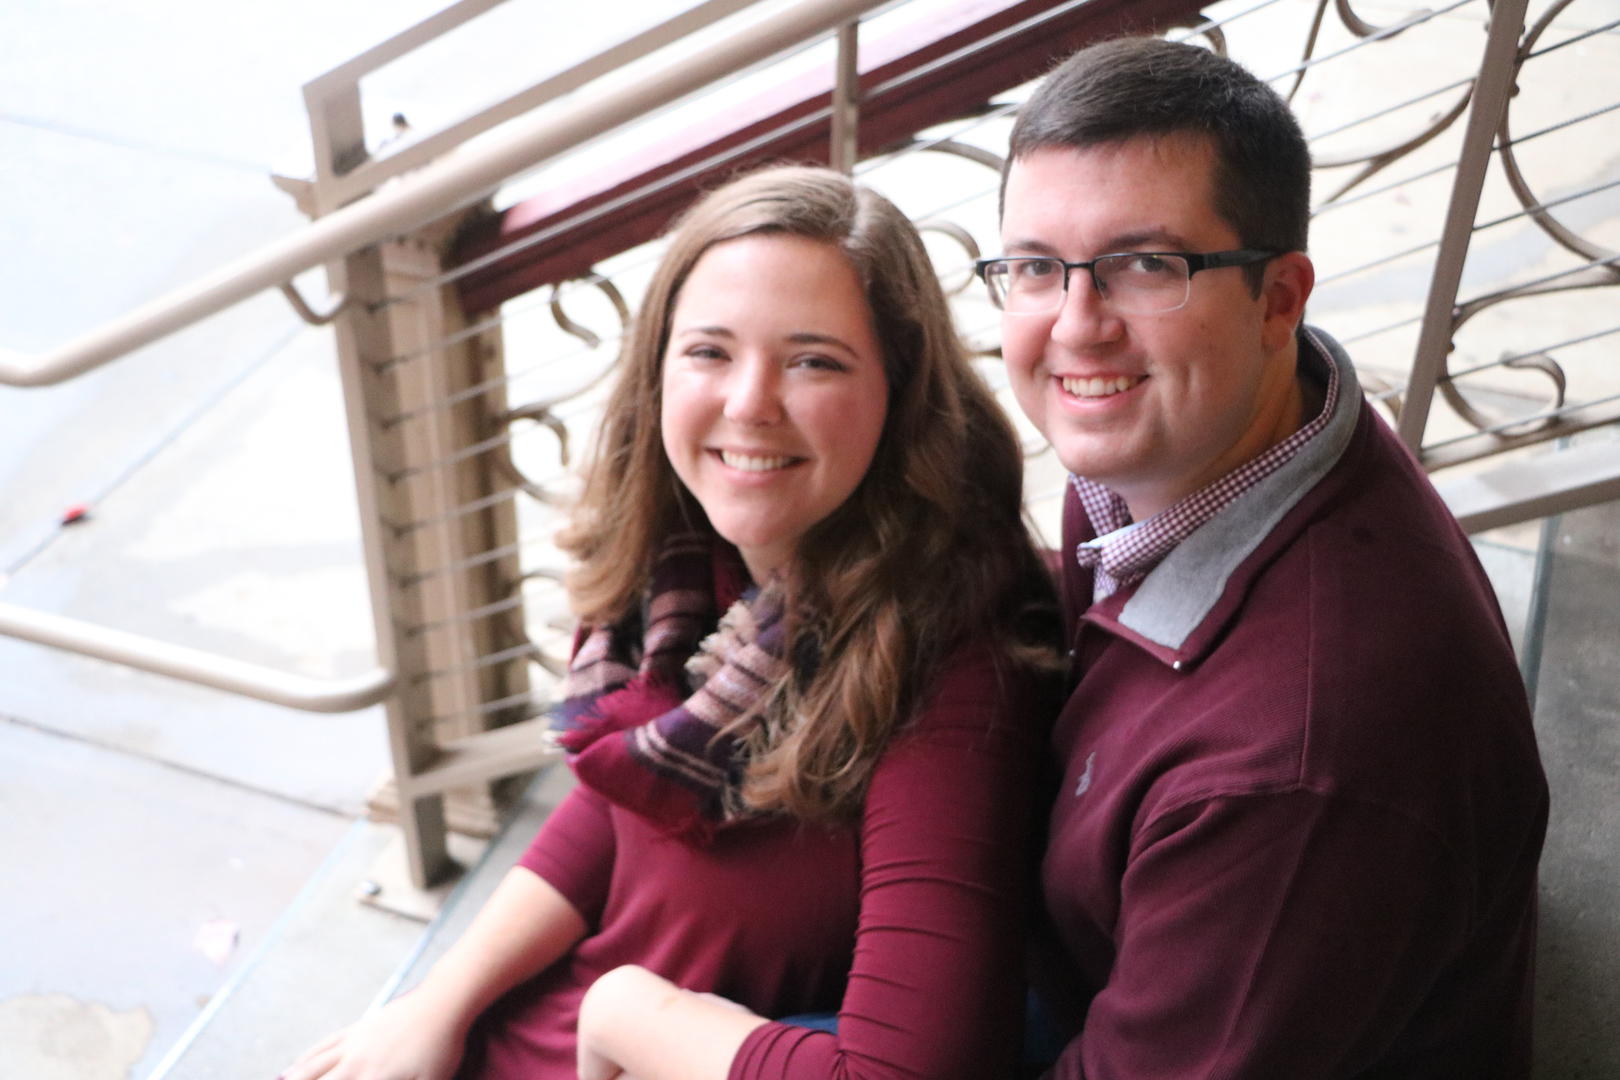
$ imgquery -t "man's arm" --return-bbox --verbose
[1050,787,1468,1079]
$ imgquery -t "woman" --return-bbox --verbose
[283,165,1058,1080]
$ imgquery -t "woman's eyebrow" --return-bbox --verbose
[785,331,858,353]
[670,324,735,339]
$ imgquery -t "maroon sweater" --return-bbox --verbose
[1039,332,1548,1079]
[459,642,1039,1080]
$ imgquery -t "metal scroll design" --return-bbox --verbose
[492,272,631,506]
[1293,0,1616,451]
[1430,0,1618,448]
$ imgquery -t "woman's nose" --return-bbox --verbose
[722,359,783,425]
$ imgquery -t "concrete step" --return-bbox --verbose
[148,766,574,1079]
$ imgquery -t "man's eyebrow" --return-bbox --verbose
[1001,230,1197,257]
[1101,229,1195,252]
[1001,239,1063,257]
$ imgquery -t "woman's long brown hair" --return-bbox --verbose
[557,165,1058,820]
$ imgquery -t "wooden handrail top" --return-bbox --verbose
[450,0,1206,314]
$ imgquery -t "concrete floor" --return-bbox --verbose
[1,2,1617,1079]
[1526,490,1620,1079]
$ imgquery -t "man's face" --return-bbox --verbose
[999,135,1307,519]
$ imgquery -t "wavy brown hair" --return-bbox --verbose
[558,165,1058,819]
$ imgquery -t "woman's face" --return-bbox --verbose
[660,234,889,583]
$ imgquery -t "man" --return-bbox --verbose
[983,37,1549,1077]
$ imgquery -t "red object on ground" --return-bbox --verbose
[60,504,90,525]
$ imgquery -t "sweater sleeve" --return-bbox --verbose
[515,781,617,927]
[729,644,1043,1080]
[1046,788,1475,1080]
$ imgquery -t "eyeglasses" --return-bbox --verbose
[975,249,1279,316]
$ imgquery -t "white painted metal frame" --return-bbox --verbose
[0,0,895,886]
[0,0,893,391]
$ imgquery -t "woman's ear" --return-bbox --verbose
[1261,251,1315,353]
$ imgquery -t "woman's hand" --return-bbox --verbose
[279,991,467,1080]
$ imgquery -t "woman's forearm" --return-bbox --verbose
[578,965,769,1080]
[281,867,589,1080]
[414,865,589,1024]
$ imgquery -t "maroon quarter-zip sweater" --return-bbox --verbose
[1040,331,1548,1079]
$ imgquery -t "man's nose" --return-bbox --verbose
[1049,269,1124,350]
[723,358,783,425]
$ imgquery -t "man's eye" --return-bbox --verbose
[1014,259,1062,282]
[1122,254,1172,275]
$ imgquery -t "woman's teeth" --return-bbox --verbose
[720,451,793,471]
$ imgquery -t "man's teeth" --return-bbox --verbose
[1062,375,1140,399]
[720,451,793,472]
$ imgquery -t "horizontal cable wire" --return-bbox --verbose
[1261,0,1476,85]
[1316,177,1620,287]
[410,640,550,687]
[1341,252,1620,382]
[1526,18,1620,63]
[1473,175,1620,233]
[1422,386,1620,450]
[1360,321,1620,404]
[1338,312,1426,347]
[403,593,525,638]
[1306,74,1473,144]
[399,535,566,589]
[1315,98,1620,217]
[380,341,617,429]
[1443,324,1620,383]
[1456,251,1620,310]
[417,688,549,729]
[393,485,526,537]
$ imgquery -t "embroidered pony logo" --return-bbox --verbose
[1074,751,1097,797]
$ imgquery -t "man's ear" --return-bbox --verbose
[1261,251,1314,352]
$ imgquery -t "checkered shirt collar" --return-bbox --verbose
[1073,338,1341,601]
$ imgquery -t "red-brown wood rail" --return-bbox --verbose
[450,0,1208,314]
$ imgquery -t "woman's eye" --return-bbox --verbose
[687,344,727,362]
[791,354,847,373]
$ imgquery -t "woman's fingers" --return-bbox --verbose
[280,1040,344,1080]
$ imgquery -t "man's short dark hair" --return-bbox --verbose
[1005,36,1311,292]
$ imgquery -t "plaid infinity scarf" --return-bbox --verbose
[547,531,795,842]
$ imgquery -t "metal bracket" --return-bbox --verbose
[279,281,352,326]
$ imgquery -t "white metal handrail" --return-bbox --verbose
[0,0,892,725]
[0,602,394,713]
[304,0,770,213]
[0,0,888,390]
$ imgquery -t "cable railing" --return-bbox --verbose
[2,0,1616,886]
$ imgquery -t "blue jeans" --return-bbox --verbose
[780,989,1064,1065]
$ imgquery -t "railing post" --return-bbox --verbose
[325,244,453,887]
[302,64,536,886]
[362,221,536,856]
[1397,0,1531,452]
[831,21,861,174]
